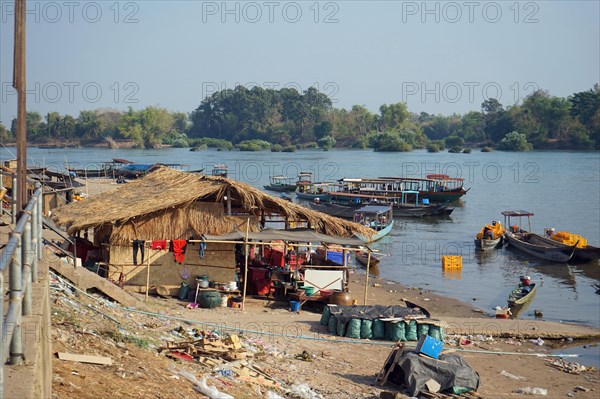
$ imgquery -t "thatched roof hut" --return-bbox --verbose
[52,166,374,244]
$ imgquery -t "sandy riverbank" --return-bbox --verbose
[36,178,600,398]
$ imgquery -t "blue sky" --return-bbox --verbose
[0,0,598,125]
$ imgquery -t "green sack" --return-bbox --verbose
[429,325,442,341]
[384,322,394,341]
[406,320,418,341]
[320,306,331,326]
[372,319,385,339]
[336,318,347,337]
[346,319,361,339]
[327,315,337,334]
[390,321,406,342]
[417,323,430,338]
[360,320,373,339]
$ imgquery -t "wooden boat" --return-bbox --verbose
[68,167,117,178]
[508,282,537,306]
[543,230,600,262]
[355,251,380,268]
[502,211,577,263]
[474,221,505,251]
[295,182,337,201]
[308,192,453,218]
[264,176,297,192]
[211,164,228,177]
[352,205,394,243]
[339,174,468,203]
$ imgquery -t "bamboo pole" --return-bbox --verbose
[241,218,250,310]
[363,251,371,305]
[145,245,151,302]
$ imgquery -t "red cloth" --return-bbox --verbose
[170,240,187,264]
[151,240,167,250]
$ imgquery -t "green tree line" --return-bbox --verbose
[1,85,598,151]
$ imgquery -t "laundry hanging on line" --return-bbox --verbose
[132,240,145,265]
[170,240,187,264]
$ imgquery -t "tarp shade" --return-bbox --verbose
[203,228,365,247]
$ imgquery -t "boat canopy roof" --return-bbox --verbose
[270,175,294,181]
[356,205,392,214]
[502,210,535,217]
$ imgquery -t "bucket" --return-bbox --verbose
[290,300,301,312]
[220,295,228,307]
[304,286,315,296]
[198,279,209,288]
[178,282,190,301]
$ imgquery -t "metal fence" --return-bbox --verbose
[0,173,44,399]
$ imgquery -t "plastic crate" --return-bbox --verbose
[442,255,462,269]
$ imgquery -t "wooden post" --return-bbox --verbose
[145,244,151,302]
[14,0,27,210]
[226,187,232,216]
[363,251,372,305]
[241,218,250,310]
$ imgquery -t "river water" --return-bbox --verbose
[2,147,599,328]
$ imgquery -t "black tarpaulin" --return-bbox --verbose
[390,351,480,396]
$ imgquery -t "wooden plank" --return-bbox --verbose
[57,352,113,365]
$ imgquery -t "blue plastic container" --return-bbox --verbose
[415,334,444,359]
[290,300,301,312]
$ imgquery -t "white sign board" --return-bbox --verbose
[303,269,344,291]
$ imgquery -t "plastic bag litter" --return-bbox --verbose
[289,383,322,399]
[172,367,234,399]
[195,378,234,399]
[530,338,544,346]
[266,391,285,399]
[500,370,526,380]
[514,387,548,395]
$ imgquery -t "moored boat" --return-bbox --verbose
[355,250,380,268]
[543,230,600,262]
[352,205,394,243]
[474,221,505,251]
[264,176,297,192]
[502,211,577,263]
[508,276,537,306]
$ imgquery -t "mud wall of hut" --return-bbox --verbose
[108,242,237,288]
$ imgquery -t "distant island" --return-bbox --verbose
[1,85,598,152]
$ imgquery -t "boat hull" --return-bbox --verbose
[535,235,600,262]
[355,252,380,268]
[356,221,393,243]
[264,184,296,192]
[508,283,537,306]
[474,237,502,251]
[504,232,575,263]
[295,191,332,201]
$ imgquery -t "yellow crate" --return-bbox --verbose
[442,255,462,269]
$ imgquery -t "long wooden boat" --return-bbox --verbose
[264,176,297,192]
[541,231,600,262]
[68,168,117,178]
[339,174,468,203]
[502,210,577,263]
[504,232,576,263]
[308,192,453,217]
[355,251,380,268]
[508,282,537,306]
[295,182,337,201]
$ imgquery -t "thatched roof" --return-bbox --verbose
[52,166,374,242]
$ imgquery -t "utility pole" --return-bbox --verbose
[13,0,27,210]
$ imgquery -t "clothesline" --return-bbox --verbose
[126,239,372,252]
